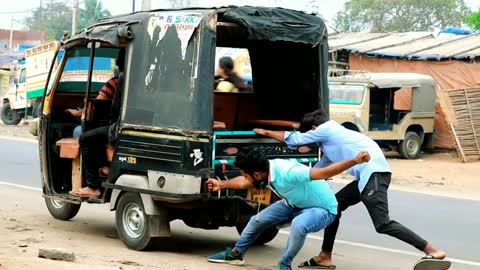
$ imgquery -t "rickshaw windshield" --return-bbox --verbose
[54,47,118,94]
[329,84,365,105]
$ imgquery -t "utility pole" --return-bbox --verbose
[142,0,151,11]
[9,16,14,50]
[72,0,78,35]
[132,0,135,12]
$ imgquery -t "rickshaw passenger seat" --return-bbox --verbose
[56,138,80,159]
[56,138,82,191]
[56,137,114,192]
[56,138,114,162]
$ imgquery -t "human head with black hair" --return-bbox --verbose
[300,109,329,132]
[234,148,270,188]
[217,56,249,91]
[218,56,234,78]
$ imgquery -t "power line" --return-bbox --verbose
[0,10,35,15]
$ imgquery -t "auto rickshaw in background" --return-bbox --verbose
[32,6,330,251]
[329,72,436,159]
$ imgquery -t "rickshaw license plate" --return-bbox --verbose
[246,188,272,205]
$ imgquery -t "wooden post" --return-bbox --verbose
[71,157,82,191]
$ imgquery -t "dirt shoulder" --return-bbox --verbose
[333,151,480,201]
[0,186,253,270]
[0,120,35,140]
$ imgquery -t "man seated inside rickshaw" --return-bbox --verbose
[69,72,124,198]
[214,56,252,92]
[68,51,125,199]
[65,51,125,138]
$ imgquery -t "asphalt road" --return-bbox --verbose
[0,137,479,270]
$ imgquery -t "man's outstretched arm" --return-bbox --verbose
[254,128,327,147]
[206,176,254,192]
[310,151,370,180]
[253,128,286,143]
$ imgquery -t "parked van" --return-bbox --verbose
[329,73,436,159]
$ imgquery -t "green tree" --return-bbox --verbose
[335,0,471,32]
[25,0,112,41]
[25,1,72,40]
[466,11,480,30]
[78,0,112,30]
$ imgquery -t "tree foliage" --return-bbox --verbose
[466,11,480,30]
[79,0,112,30]
[25,0,111,40]
[334,0,471,32]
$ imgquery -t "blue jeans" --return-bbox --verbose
[73,125,82,138]
[235,201,335,267]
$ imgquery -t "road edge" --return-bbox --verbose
[0,135,38,144]
[330,179,480,202]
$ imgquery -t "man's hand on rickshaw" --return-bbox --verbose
[206,178,222,192]
[65,108,82,118]
[253,128,268,136]
[353,151,370,164]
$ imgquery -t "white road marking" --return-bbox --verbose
[1,181,478,267]
[0,181,42,192]
[278,230,480,267]
[0,135,37,144]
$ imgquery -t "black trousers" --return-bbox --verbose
[78,126,109,190]
[322,172,428,252]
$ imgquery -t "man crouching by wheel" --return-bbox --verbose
[206,147,370,270]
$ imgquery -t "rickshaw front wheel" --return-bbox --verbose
[115,192,157,251]
[44,197,81,220]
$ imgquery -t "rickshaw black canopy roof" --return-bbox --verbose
[66,6,326,47]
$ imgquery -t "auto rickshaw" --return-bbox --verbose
[34,6,329,251]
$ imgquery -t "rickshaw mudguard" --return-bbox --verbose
[110,174,163,215]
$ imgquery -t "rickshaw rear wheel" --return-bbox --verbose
[115,192,157,251]
[236,220,279,245]
[44,197,81,220]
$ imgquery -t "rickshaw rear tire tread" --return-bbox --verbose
[44,197,81,220]
[236,221,279,245]
[115,192,157,251]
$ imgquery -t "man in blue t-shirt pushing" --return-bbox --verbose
[206,147,370,270]
[254,109,446,269]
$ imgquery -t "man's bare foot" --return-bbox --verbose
[299,251,334,267]
[424,243,447,259]
[69,187,101,198]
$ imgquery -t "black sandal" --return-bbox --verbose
[299,258,336,269]
[414,256,451,270]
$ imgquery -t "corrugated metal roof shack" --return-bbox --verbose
[329,30,480,150]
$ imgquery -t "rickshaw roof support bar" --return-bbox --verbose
[85,42,96,105]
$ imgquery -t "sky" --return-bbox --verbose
[0,0,479,31]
